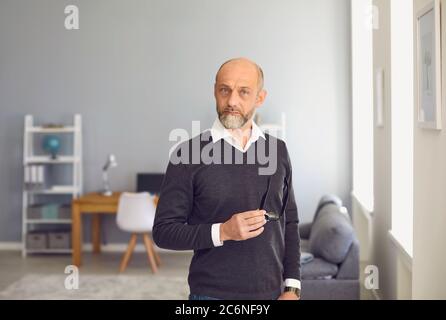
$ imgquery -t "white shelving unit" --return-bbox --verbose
[22,114,83,257]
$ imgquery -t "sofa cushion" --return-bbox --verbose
[301,252,314,264]
[313,194,343,221]
[309,204,354,264]
[301,258,339,280]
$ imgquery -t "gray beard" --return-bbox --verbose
[218,108,255,130]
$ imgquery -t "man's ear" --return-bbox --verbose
[255,89,267,107]
[214,83,218,99]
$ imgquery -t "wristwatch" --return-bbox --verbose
[284,286,301,298]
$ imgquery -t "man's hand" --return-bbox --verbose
[277,291,300,300]
[220,209,267,242]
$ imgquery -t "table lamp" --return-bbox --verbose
[102,154,118,196]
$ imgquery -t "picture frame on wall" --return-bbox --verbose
[416,0,442,130]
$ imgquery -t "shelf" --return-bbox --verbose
[26,126,76,133]
[23,114,82,257]
[26,219,72,224]
[25,156,80,164]
[26,249,72,254]
[25,187,79,194]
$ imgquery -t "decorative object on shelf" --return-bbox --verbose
[24,165,45,190]
[28,203,71,220]
[416,0,442,130]
[42,123,65,129]
[42,135,61,159]
[102,154,118,196]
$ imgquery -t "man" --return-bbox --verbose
[153,58,301,300]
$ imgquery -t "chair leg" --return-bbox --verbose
[152,243,161,267]
[119,234,137,273]
[143,234,158,273]
[150,237,161,267]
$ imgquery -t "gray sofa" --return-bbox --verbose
[299,195,360,300]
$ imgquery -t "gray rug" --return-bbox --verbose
[0,274,189,300]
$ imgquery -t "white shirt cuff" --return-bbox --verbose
[284,278,301,290]
[211,223,224,247]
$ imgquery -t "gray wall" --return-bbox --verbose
[0,0,351,243]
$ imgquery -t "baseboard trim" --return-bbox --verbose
[0,242,22,250]
[371,288,381,300]
[83,243,189,254]
[0,242,190,254]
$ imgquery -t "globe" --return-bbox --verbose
[42,135,61,159]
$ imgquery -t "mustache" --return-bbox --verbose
[222,107,243,115]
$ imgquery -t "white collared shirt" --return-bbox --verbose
[209,117,265,153]
[208,118,301,291]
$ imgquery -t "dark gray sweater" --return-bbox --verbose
[153,132,301,300]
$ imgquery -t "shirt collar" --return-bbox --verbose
[210,117,266,144]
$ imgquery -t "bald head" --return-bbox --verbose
[215,58,264,92]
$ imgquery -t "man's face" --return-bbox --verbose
[215,60,266,129]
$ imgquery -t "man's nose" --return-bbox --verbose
[228,90,240,107]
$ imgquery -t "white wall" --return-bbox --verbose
[412,0,446,299]
[365,0,446,300]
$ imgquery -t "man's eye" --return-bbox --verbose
[220,88,230,95]
[240,90,250,96]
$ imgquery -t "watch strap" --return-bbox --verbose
[284,286,301,296]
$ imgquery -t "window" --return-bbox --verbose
[390,0,414,256]
[351,0,374,212]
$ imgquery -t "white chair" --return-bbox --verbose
[116,192,161,273]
